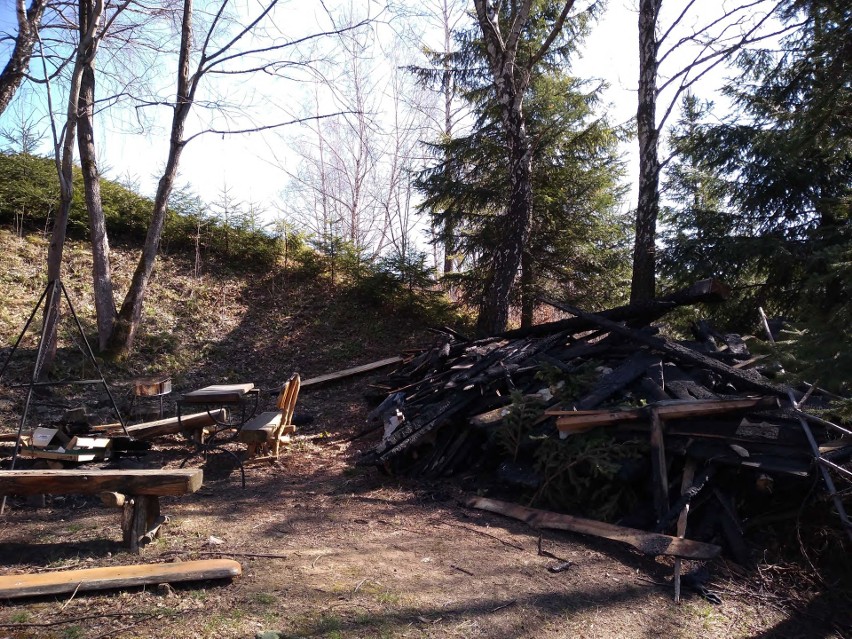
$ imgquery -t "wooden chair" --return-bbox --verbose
[238,373,301,460]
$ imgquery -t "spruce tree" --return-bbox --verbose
[662,0,851,389]
[415,3,630,327]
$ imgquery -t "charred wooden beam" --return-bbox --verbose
[544,301,788,397]
[502,279,729,339]
[575,352,660,410]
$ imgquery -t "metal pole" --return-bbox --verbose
[787,390,852,543]
[0,282,51,381]
[1,280,61,515]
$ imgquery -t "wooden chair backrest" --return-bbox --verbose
[275,373,301,425]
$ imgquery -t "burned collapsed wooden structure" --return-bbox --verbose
[360,280,852,572]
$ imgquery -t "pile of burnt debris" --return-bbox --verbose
[360,280,852,580]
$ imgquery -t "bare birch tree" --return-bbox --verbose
[282,7,404,267]
[75,0,136,351]
[107,0,371,353]
[376,37,431,267]
[630,0,793,302]
[0,0,47,116]
[400,0,468,275]
[41,0,123,368]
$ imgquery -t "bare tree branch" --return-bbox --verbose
[183,110,355,144]
[529,0,576,68]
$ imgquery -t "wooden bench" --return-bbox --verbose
[92,409,228,440]
[239,373,300,460]
[0,469,203,552]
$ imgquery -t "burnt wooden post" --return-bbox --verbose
[673,459,697,603]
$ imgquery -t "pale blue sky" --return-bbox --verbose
[0,0,763,231]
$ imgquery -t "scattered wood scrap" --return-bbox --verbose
[360,280,851,572]
[549,396,780,433]
[0,559,241,599]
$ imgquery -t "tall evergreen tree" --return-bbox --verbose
[465,0,583,336]
[416,3,630,327]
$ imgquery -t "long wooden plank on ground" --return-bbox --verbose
[465,496,721,560]
[0,559,241,599]
[0,469,203,497]
[301,356,404,388]
[92,409,228,439]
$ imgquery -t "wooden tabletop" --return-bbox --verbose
[181,383,255,404]
[0,468,204,496]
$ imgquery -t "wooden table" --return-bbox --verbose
[177,383,260,487]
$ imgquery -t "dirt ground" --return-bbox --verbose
[1,376,849,639]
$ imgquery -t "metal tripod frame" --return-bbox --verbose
[0,279,128,486]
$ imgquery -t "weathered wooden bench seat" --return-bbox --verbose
[0,469,203,552]
[238,373,300,460]
[239,412,296,444]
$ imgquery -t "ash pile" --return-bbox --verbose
[360,279,852,563]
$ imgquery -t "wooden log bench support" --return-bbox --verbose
[0,469,203,553]
[239,412,295,457]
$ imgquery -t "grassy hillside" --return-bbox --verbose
[0,227,461,427]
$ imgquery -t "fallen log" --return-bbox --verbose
[0,559,241,599]
[502,278,730,339]
[464,496,721,560]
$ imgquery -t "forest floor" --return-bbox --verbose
[0,230,849,639]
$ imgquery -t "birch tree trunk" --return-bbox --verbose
[476,101,534,335]
[77,2,117,351]
[0,0,46,116]
[471,0,574,336]
[43,0,105,371]
[630,0,662,303]
[440,0,456,276]
[108,0,193,355]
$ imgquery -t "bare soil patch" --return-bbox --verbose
[2,376,849,639]
[0,233,849,638]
